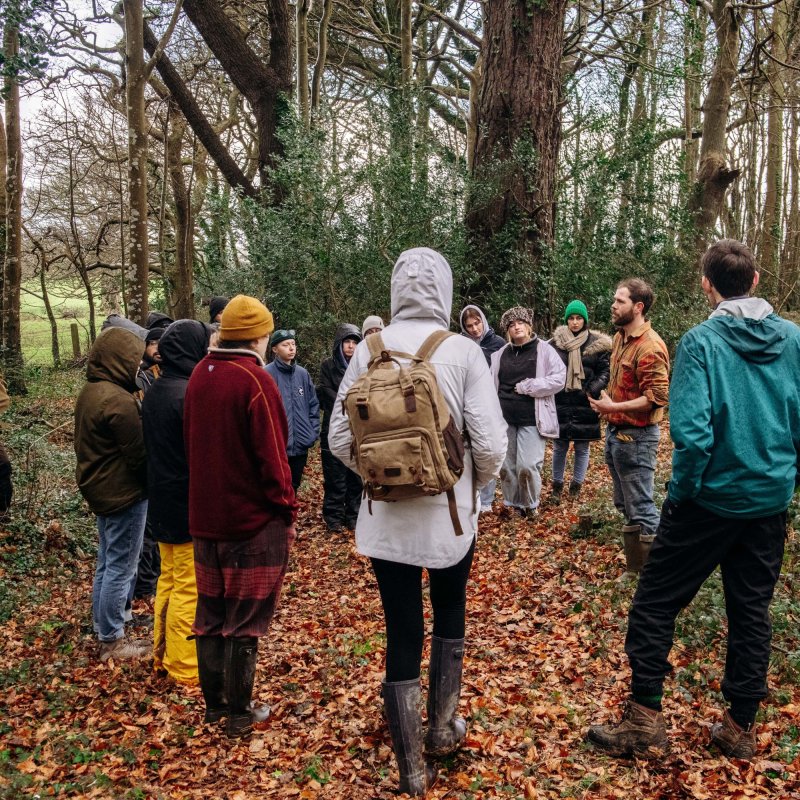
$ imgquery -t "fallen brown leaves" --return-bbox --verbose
[1,441,798,799]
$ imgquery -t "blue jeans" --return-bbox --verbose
[93,500,148,642]
[479,479,496,510]
[501,424,546,510]
[552,439,590,485]
[604,424,661,536]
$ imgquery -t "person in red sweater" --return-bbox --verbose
[183,295,298,738]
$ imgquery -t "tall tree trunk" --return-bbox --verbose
[123,0,150,325]
[780,104,799,309]
[683,1,705,187]
[2,22,25,392]
[0,113,6,349]
[758,0,789,296]
[68,148,97,342]
[39,260,60,367]
[465,0,567,324]
[311,0,333,119]
[297,0,311,129]
[686,0,741,264]
[166,101,195,319]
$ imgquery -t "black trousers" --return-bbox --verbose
[371,539,476,682]
[0,443,12,517]
[134,519,161,598]
[320,445,362,527]
[626,499,786,703]
[288,452,309,493]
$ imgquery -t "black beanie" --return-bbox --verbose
[209,296,230,322]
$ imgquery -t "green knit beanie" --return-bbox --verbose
[564,299,589,325]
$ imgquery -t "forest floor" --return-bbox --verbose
[0,369,799,799]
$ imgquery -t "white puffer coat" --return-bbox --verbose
[329,248,508,568]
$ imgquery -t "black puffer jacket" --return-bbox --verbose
[317,323,362,443]
[550,327,612,441]
[141,320,211,543]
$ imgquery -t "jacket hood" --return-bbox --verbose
[704,312,790,363]
[460,304,490,340]
[709,297,773,321]
[101,314,148,341]
[87,327,144,391]
[159,320,212,378]
[391,248,452,328]
[332,323,362,365]
[146,311,174,330]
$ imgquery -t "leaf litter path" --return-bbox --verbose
[2,446,799,799]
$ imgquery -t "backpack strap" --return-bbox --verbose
[446,488,464,536]
[416,330,455,362]
[366,331,420,366]
[366,332,385,364]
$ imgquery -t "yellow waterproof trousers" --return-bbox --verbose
[153,542,198,684]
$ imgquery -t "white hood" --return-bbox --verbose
[391,247,452,328]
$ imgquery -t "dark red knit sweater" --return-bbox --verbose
[184,348,298,540]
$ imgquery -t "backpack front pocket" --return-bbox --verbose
[358,429,436,488]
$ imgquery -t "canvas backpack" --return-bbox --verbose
[343,330,467,535]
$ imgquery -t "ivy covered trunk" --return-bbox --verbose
[465,0,566,329]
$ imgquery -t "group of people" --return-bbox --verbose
[69,239,799,794]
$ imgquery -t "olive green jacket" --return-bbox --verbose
[74,328,147,515]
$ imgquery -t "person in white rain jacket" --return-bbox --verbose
[329,247,507,796]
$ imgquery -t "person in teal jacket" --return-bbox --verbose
[587,239,800,762]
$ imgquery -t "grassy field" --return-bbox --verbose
[21,279,94,365]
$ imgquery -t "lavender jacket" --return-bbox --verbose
[489,340,565,438]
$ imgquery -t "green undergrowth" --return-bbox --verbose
[0,365,93,623]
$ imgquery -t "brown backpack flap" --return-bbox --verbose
[345,329,466,535]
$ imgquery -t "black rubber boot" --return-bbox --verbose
[619,524,643,580]
[424,637,467,757]
[196,635,227,723]
[568,481,582,499]
[639,533,656,569]
[224,637,270,738]
[548,481,564,506]
[383,679,437,796]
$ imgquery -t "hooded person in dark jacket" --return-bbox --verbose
[0,377,12,522]
[460,305,507,511]
[548,300,612,503]
[459,305,506,365]
[133,326,166,600]
[146,311,174,330]
[142,320,212,684]
[317,323,363,532]
[74,327,150,662]
[266,330,320,493]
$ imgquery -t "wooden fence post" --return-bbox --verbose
[70,323,81,360]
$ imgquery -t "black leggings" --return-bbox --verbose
[370,538,476,682]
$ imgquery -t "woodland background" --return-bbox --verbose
[0,1,799,798]
[0,0,799,379]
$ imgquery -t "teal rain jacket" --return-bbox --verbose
[668,298,800,518]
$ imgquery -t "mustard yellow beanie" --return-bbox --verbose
[219,295,275,341]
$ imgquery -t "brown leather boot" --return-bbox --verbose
[586,700,668,756]
[710,710,757,760]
